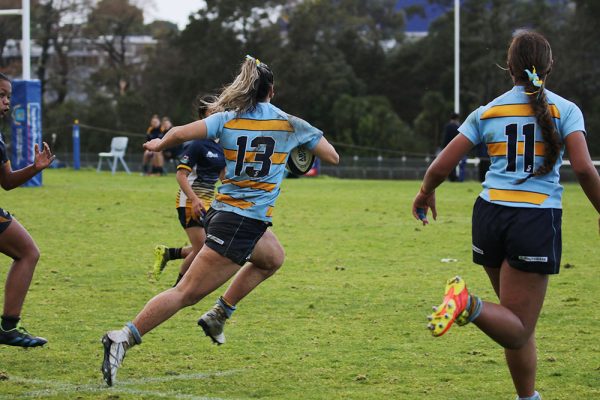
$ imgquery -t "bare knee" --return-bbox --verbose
[177,284,206,307]
[12,241,40,264]
[497,325,534,349]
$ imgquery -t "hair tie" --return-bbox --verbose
[245,54,261,67]
[525,66,543,88]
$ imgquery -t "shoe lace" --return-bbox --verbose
[209,305,228,323]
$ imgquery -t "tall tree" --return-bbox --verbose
[85,0,145,95]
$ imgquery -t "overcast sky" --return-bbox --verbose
[144,0,204,30]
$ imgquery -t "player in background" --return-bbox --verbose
[101,55,339,386]
[412,31,600,400]
[142,114,165,175]
[0,72,55,347]
[152,99,226,286]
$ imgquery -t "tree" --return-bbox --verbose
[85,0,145,95]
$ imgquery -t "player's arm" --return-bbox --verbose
[565,131,600,214]
[144,120,207,152]
[310,137,339,165]
[0,142,55,191]
[176,168,205,218]
[412,134,474,224]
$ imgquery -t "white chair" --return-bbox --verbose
[97,136,131,174]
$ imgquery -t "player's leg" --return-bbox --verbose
[151,206,197,280]
[198,230,284,345]
[475,262,547,398]
[222,229,285,305]
[135,246,240,336]
[142,150,152,175]
[102,246,239,386]
[174,226,205,285]
[0,217,46,347]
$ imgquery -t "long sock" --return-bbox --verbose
[1,315,20,331]
[142,164,149,174]
[167,248,183,260]
[217,297,236,318]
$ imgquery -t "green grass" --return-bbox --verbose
[0,169,598,399]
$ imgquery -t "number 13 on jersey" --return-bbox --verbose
[234,136,276,178]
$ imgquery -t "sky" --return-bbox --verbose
[144,0,204,30]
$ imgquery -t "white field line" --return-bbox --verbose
[0,370,239,400]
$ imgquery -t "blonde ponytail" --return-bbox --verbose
[206,56,273,115]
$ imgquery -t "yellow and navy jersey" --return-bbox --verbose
[176,139,225,209]
[460,86,585,208]
[0,133,7,165]
[204,102,323,222]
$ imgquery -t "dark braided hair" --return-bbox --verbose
[507,31,561,184]
[0,72,9,82]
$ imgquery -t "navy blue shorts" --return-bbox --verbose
[0,207,12,234]
[472,197,562,274]
[177,207,204,229]
[203,209,270,266]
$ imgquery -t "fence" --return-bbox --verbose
[52,151,598,182]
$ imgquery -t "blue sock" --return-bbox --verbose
[217,297,236,318]
[468,295,482,322]
[126,322,143,345]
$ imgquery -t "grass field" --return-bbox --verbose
[0,169,598,400]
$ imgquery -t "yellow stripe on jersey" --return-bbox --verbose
[480,104,560,120]
[487,142,546,157]
[224,119,294,132]
[177,165,192,172]
[222,179,277,192]
[0,216,10,223]
[266,206,274,217]
[223,149,287,165]
[489,189,549,205]
[215,194,254,209]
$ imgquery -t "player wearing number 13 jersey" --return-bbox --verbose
[101,56,339,386]
[204,101,321,222]
[412,31,600,400]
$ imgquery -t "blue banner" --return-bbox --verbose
[10,80,42,187]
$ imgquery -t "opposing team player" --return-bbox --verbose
[0,73,55,347]
[152,100,226,286]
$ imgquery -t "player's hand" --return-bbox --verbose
[33,142,55,171]
[412,187,437,226]
[191,197,206,219]
[143,138,162,152]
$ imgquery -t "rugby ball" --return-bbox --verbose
[287,145,315,175]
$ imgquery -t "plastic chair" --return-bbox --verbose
[97,136,131,174]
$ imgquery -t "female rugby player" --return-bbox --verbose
[152,100,226,286]
[412,31,600,400]
[0,73,55,347]
[102,55,339,386]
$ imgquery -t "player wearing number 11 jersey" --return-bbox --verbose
[101,55,339,386]
[412,31,600,400]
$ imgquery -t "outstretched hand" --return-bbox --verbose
[412,187,437,226]
[33,142,55,171]
[143,138,162,152]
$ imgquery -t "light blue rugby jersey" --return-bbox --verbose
[459,86,585,208]
[204,102,323,222]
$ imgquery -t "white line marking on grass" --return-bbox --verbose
[0,370,239,400]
